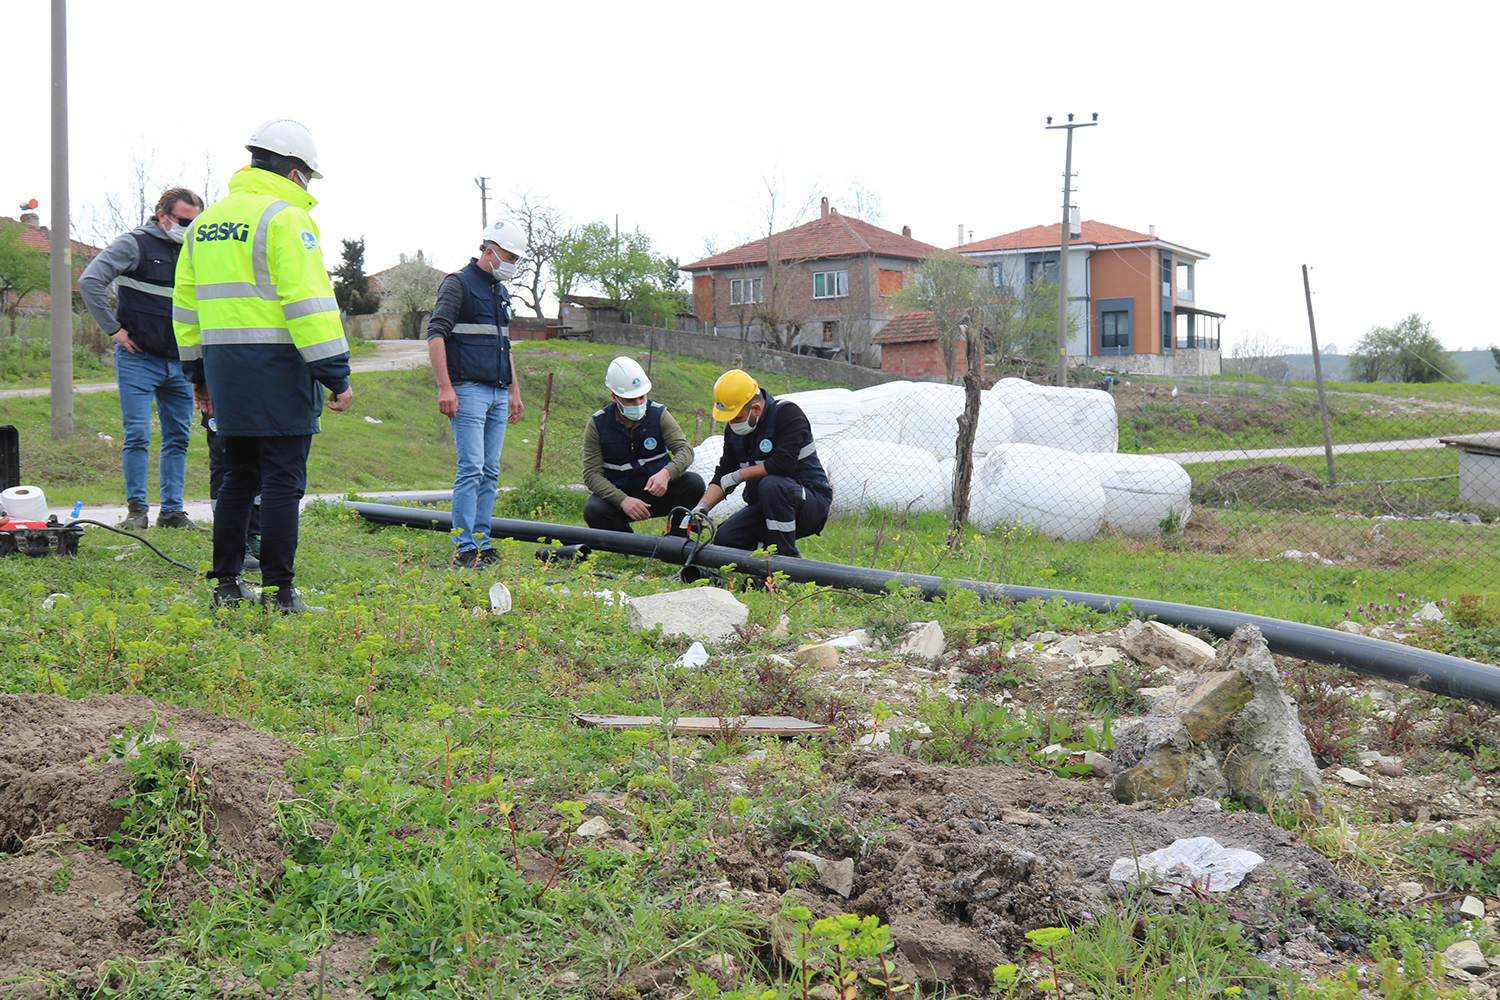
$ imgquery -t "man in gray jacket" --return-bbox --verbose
[79,187,204,530]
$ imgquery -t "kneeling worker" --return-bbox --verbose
[688,369,832,558]
[582,357,705,537]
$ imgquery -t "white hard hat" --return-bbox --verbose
[246,118,323,178]
[479,219,527,257]
[605,356,651,397]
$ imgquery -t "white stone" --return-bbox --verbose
[827,629,872,649]
[1119,619,1215,671]
[785,850,855,898]
[1459,896,1486,919]
[1082,750,1113,775]
[627,588,749,642]
[1087,647,1124,667]
[1394,882,1425,903]
[575,816,612,837]
[855,731,891,748]
[768,615,791,639]
[795,643,840,670]
[1415,602,1445,622]
[1336,767,1375,788]
[897,621,946,659]
[1335,621,1365,634]
[1444,939,1489,974]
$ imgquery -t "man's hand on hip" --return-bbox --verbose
[328,387,354,412]
[644,469,670,496]
[620,496,651,521]
[111,329,141,353]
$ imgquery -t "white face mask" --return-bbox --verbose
[729,415,756,436]
[164,223,188,244]
[488,251,517,281]
[619,401,648,421]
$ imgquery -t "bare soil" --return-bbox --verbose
[3,619,1499,996]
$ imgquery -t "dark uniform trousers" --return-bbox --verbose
[584,472,707,537]
[714,475,831,558]
[211,434,310,591]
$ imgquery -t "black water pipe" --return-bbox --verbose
[343,501,1500,707]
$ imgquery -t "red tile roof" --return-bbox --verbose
[956,220,1206,259]
[683,210,941,271]
[0,217,103,259]
[871,311,946,345]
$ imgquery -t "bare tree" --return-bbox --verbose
[895,251,989,383]
[499,189,566,318]
[380,253,444,339]
[840,179,883,225]
[75,147,223,249]
[748,174,817,351]
[1228,330,1293,378]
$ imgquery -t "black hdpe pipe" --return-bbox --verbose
[344,500,1500,707]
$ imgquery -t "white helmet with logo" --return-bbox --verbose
[479,219,527,257]
[246,119,323,178]
[605,356,651,397]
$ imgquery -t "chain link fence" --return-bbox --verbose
[689,374,1500,595]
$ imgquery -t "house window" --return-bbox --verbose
[822,321,836,342]
[1162,311,1174,355]
[1027,259,1058,285]
[729,277,762,305]
[813,270,848,299]
[1100,311,1130,351]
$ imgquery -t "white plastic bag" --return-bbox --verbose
[1109,837,1265,893]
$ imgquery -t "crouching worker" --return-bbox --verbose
[687,369,832,558]
[582,357,704,537]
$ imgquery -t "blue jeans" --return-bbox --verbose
[114,344,194,512]
[449,381,509,553]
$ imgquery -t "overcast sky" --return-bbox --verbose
[4,2,1495,357]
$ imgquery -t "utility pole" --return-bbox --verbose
[1303,265,1337,485]
[49,0,72,439]
[474,176,491,228]
[1045,113,1097,388]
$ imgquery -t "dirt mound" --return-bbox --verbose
[1210,463,1328,504]
[0,694,298,993]
[802,750,1362,995]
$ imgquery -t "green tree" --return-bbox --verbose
[981,278,1068,376]
[895,251,990,384]
[379,252,444,339]
[332,237,380,316]
[555,221,686,327]
[1490,343,1499,373]
[1347,313,1461,383]
[0,223,49,338]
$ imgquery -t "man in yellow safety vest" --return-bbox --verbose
[174,118,353,613]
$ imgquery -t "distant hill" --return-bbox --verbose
[1276,349,1499,385]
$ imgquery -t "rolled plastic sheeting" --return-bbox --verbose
[972,444,1105,542]
[822,439,949,514]
[1005,383,1118,455]
[1084,453,1194,536]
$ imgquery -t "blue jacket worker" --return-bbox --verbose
[79,186,206,530]
[426,219,527,568]
[689,369,832,558]
[582,357,704,538]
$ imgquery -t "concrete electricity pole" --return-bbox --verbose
[50,0,73,439]
[1045,113,1097,388]
[474,176,491,228]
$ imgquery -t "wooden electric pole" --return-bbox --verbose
[1045,113,1097,388]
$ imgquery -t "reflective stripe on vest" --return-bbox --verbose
[115,275,172,297]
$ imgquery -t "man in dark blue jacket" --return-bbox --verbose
[426,220,527,567]
[690,369,832,558]
[79,187,204,530]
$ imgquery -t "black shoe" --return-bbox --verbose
[212,577,258,608]
[247,534,261,559]
[452,549,480,569]
[260,587,325,613]
[156,510,202,530]
[118,505,149,530]
[477,548,500,566]
[242,551,261,574]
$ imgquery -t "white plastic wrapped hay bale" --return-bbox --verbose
[821,439,949,514]
[1083,454,1193,536]
[970,443,1105,541]
[778,387,863,441]
[687,433,747,520]
[851,380,917,412]
[1006,385,1118,454]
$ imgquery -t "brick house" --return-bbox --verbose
[0,204,102,318]
[955,220,1223,376]
[870,311,969,382]
[680,198,941,365]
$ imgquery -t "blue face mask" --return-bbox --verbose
[619,401,647,421]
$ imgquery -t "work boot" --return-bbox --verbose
[156,510,202,530]
[477,547,500,566]
[451,548,480,569]
[260,587,325,614]
[212,577,258,608]
[118,505,149,530]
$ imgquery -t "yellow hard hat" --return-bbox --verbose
[713,369,759,421]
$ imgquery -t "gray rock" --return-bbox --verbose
[1120,619,1216,671]
[1393,881,1425,903]
[1082,750,1113,776]
[1335,620,1366,634]
[785,850,856,897]
[1176,670,1254,741]
[1215,625,1323,814]
[898,621,946,659]
[1335,768,1374,788]
[1444,939,1488,974]
[1414,602,1444,622]
[627,588,748,642]
[794,643,840,670]
[1459,895,1486,919]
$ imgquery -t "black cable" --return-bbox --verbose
[68,519,202,574]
